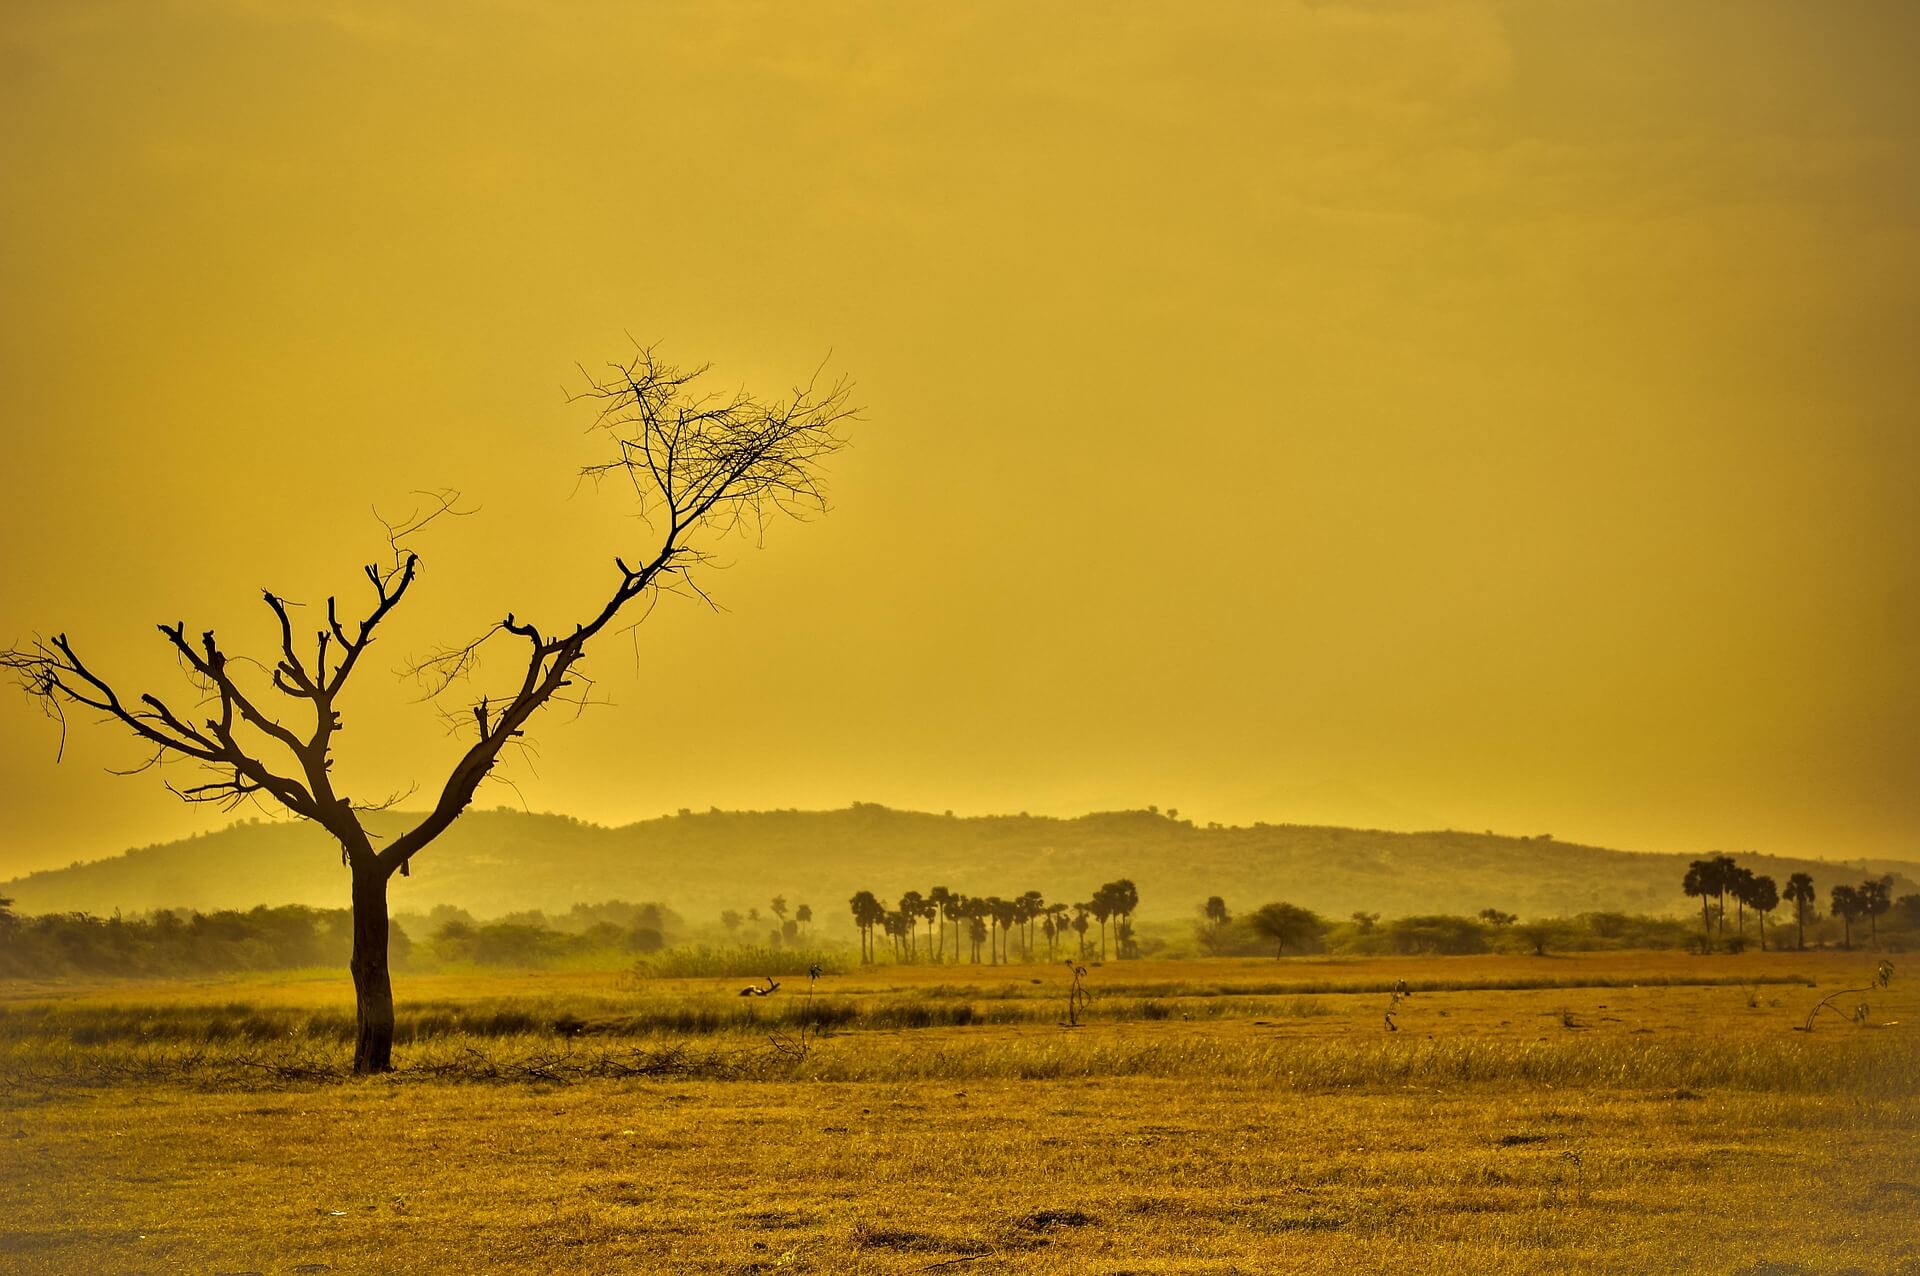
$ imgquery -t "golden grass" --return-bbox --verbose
[2,950,1915,1273]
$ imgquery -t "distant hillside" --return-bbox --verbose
[5,805,1915,927]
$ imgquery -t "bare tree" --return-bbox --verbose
[3,346,852,1073]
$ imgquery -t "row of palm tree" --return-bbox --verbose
[1829,877,1896,949]
[1683,853,1896,950]
[846,880,1140,964]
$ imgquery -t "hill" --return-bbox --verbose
[4,805,1914,927]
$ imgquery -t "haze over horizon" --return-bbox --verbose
[3,1,1917,880]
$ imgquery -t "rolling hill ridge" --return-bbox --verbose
[5,805,1914,927]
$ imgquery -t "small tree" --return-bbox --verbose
[1783,873,1816,950]
[720,908,744,936]
[2,348,850,1073]
[1478,909,1517,928]
[1513,922,1556,956]
[1248,902,1323,959]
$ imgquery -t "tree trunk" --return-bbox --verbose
[1796,909,1804,951]
[350,861,396,1075]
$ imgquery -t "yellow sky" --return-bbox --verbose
[2,1,1916,877]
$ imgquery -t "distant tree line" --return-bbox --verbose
[715,896,817,950]
[0,900,408,978]
[420,900,677,966]
[1682,854,1910,951]
[0,897,681,978]
[845,880,1140,963]
[1198,900,1725,958]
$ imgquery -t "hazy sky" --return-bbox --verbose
[2,0,1916,877]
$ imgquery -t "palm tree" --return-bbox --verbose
[898,892,925,963]
[992,897,1018,964]
[921,894,940,959]
[848,890,883,963]
[943,892,966,964]
[1019,890,1046,960]
[1710,853,1738,934]
[1042,902,1068,959]
[1861,875,1893,945]
[795,902,812,936]
[1783,873,1815,950]
[1071,907,1090,957]
[1683,858,1721,939]
[1728,866,1756,936]
[1749,874,1778,951]
[1830,884,1863,949]
[1249,901,1323,959]
[1106,879,1140,957]
[968,912,987,963]
[1089,888,1114,960]
[928,887,953,961]
[1204,896,1231,933]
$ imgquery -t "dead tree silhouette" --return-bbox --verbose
[2,346,852,1074]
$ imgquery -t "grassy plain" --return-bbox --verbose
[3,950,1916,1274]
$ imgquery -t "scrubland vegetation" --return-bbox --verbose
[3,873,1914,1271]
[3,948,1916,1272]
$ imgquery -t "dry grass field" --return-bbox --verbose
[3,950,1916,1274]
